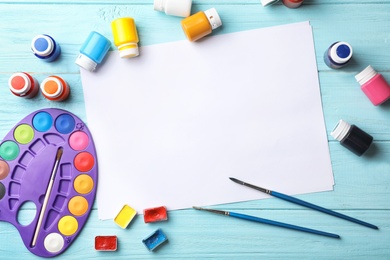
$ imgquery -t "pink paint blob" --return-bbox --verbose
[69,131,89,151]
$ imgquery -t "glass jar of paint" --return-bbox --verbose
[75,31,111,72]
[331,120,373,156]
[261,0,279,7]
[324,41,353,69]
[40,76,70,102]
[8,72,39,98]
[181,8,222,42]
[282,0,304,8]
[154,0,192,17]
[355,65,390,106]
[31,34,61,62]
[111,17,139,58]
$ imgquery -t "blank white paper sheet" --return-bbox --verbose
[80,21,334,220]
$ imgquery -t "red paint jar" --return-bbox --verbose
[8,72,39,98]
[282,0,304,8]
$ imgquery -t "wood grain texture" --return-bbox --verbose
[0,1,389,259]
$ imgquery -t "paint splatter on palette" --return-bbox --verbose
[0,108,98,257]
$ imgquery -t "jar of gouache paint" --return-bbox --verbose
[40,76,70,101]
[331,120,373,156]
[8,72,39,98]
[181,8,222,42]
[282,0,304,8]
[355,65,390,106]
[324,41,353,69]
[31,34,61,62]
[111,17,139,58]
[75,31,111,72]
[154,0,192,17]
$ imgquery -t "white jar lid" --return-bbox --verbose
[330,42,353,64]
[204,8,222,30]
[261,0,279,6]
[31,34,54,57]
[330,120,351,141]
[154,0,165,11]
[118,43,139,58]
[355,65,377,85]
[41,76,63,98]
[9,72,31,94]
[75,54,97,72]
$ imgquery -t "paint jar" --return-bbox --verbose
[331,120,373,156]
[111,17,139,58]
[181,8,222,42]
[355,65,390,106]
[8,72,39,98]
[324,41,353,69]
[282,0,304,8]
[261,0,279,7]
[31,34,61,62]
[75,31,111,72]
[154,0,192,17]
[40,76,70,101]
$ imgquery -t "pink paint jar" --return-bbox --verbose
[8,72,39,98]
[355,65,390,106]
[282,0,304,8]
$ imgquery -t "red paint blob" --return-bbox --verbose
[95,236,117,251]
[143,206,168,223]
[74,152,94,172]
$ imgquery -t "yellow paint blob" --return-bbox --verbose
[114,204,136,229]
[58,216,78,236]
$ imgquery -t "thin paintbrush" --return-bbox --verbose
[193,206,340,239]
[229,177,378,230]
[32,147,63,247]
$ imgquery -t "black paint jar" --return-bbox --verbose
[331,120,373,156]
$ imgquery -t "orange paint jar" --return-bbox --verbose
[40,76,70,101]
[181,8,222,42]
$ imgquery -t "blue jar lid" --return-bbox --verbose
[31,34,54,57]
[330,42,353,64]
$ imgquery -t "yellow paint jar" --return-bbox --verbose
[181,8,222,42]
[111,17,139,58]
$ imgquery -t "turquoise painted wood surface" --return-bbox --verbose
[1,1,390,259]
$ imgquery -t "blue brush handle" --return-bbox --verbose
[229,211,340,239]
[270,191,378,230]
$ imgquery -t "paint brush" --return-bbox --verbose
[193,206,340,239]
[32,147,63,247]
[229,177,378,230]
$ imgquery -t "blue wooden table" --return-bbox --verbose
[1,0,390,259]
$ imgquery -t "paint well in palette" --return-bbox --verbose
[0,108,98,257]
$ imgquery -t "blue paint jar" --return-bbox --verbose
[75,31,111,72]
[324,41,353,69]
[31,34,61,62]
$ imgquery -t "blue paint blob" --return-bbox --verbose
[55,114,75,134]
[142,228,168,251]
[336,44,351,59]
[33,112,53,132]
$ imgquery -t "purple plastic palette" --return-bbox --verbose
[0,108,98,257]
